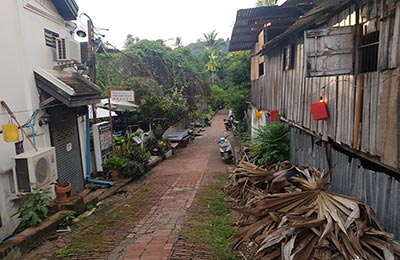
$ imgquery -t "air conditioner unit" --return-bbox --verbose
[55,38,81,63]
[12,147,58,194]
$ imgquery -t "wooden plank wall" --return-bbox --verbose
[252,0,400,169]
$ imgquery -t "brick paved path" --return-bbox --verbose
[22,110,229,260]
[109,111,229,259]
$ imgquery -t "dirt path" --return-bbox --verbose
[23,110,230,260]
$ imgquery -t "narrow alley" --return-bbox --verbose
[23,110,231,260]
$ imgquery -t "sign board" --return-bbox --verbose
[92,122,113,172]
[110,90,135,102]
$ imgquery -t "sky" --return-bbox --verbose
[74,0,285,48]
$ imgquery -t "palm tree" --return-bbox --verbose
[174,37,183,48]
[203,30,219,52]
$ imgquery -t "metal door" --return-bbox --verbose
[50,113,85,194]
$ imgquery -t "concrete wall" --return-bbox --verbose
[0,0,78,236]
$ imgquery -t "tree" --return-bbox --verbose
[96,38,209,126]
[256,0,276,6]
[174,37,183,48]
[203,30,219,51]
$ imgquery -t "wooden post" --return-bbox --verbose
[353,74,364,149]
[87,19,97,123]
[108,90,114,155]
[1,100,38,151]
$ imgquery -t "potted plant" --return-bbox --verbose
[102,156,128,180]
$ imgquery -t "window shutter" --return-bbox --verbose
[305,26,355,77]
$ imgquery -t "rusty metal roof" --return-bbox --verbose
[34,68,101,107]
[229,5,310,52]
[263,0,355,52]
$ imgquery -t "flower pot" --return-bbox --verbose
[110,170,119,180]
[55,182,72,204]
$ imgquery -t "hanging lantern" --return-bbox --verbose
[310,97,329,120]
[2,123,20,142]
[256,111,263,119]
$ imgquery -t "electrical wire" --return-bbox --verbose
[97,43,133,82]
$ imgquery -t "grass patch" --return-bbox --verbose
[54,247,96,257]
[186,174,237,260]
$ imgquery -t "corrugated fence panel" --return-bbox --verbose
[291,127,400,239]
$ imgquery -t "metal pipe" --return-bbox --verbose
[85,110,112,186]
[0,233,13,244]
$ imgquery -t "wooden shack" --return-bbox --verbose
[230,0,400,238]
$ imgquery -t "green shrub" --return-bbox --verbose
[250,122,290,166]
[102,156,128,174]
[121,160,145,179]
[120,150,150,179]
[12,190,53,234]
[145,137,171,156]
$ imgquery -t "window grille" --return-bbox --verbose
[44,29,59,48]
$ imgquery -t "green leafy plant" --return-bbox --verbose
[120,150,150,179]
[114,134,135,158]
[58,211,77,228]
[12,190,53,234]
[250,122,290,166]
[102,156,128,174]
[121,160,145,179]
[145,137,171,156]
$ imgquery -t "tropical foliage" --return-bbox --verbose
[250,123,290,166]
[96,31,251,126]
[256,0,276,6]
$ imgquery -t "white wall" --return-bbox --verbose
[251,106,267,138]
[0,0,77,236]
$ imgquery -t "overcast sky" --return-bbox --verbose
[75,0,285,48]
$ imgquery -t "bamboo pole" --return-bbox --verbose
[1,100,38,151]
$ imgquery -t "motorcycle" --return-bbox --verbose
[203,117,211,127]
[218,134,235,163]
[224,116,238,131]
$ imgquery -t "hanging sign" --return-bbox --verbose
[110,90,135,102]
[310,101,329,120]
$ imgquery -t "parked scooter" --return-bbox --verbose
[224,116,238,131]
[218,134,234,163]
[203,117,211,127]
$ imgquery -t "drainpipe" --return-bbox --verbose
[85,111,112,186]
[0,233,13,244]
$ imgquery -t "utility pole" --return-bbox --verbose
[87,18,97,123]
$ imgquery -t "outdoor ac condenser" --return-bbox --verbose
[12,147,58,194]
[55,38,81,63]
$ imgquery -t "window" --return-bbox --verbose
[304,26,355,77]
[44,29,59,48]
[259,62,264,77]
[359,20,379,73]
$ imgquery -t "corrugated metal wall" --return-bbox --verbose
[290,127,400,239]
[251,0,400,169]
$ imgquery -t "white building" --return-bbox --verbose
[0,0,101,236]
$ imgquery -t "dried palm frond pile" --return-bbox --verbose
[230,158,399,260]
[225,155,295,206]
